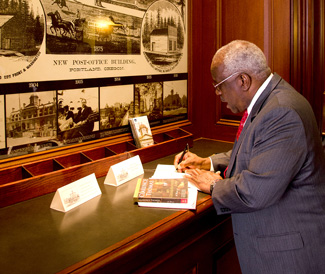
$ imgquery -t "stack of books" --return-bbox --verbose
[133,165,198,209]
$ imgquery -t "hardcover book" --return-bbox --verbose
[129,116,154,148]
[133,178,189,203]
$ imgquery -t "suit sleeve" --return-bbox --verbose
[210,149,232,173]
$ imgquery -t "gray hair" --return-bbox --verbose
[213,40,271,81]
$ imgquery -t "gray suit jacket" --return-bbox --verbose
[210,74,325,274]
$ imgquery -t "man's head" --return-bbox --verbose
[211,40,271,113]
[81,98,87,108]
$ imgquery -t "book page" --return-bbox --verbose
[151,164,184,179]
[151,164,198,190]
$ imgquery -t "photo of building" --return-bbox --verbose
[6,91,57,147]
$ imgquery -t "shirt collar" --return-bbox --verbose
[247,73,273,115]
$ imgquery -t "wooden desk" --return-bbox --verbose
[0,139,241,274]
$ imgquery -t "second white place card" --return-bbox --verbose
[104,155,144,186]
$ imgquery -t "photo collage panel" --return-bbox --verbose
[0,78,187,159]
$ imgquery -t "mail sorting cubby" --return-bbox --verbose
[0,128,193,208]
[81,146,118,161]
[23,159,65,176]
[54,152,93,168]
[0,166,33,185]
[54,146,134,179]
[105,141,138,154]
[161,128,191,139]
[153,131,174,143]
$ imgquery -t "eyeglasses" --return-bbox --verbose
[212,72,241,90]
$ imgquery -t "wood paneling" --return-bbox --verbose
[186,0,291,141]
[222,0,265,48]
[291,0,325,133]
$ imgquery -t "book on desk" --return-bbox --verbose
[133,165,198,210]
[133,178,189,203]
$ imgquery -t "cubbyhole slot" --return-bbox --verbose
[0,166,33,185]
[23,159,64,176]
[164,129,189,139]
[82,147,116,161]
[153,133,174,144]
[107,142,137,154]
[55,153,92,168]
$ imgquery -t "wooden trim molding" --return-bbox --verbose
[290,0,325,133]
[0,120,191,169]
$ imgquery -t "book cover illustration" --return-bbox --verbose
[129,116,154,148]
[133,178,188,203]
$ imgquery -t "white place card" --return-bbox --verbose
[104,155,144,186]
[50,173,101,212]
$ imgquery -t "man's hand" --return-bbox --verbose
[184,169,223,194]
[174,151,211,172]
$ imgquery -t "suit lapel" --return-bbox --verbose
[250,73,282,122]
[226,73,282,178]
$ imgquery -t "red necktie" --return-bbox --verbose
[224,110,248,178]
[236,110,248,140]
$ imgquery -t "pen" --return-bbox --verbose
[178,143,189,165]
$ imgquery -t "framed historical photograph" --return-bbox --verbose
[0,0,187,83]
[0,0,44,81]
[163,79,187,117]
[5,91,57,149]
[57,87,99,144]
[142,0,186,73]
[100,84,133,130]
[134,82,163,122]
[43,0,142,55]
[0,0,188,159]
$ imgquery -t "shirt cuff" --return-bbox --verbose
[209,157,214,172]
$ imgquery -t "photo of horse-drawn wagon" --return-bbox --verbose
[43,0,142,54]
[47,10,75,38]
[78,16,125,43]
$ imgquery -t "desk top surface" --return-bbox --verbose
[0,139,233,274]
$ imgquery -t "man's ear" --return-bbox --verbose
[239,73,251,91]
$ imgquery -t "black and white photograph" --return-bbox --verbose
[134,82,163,121]
[43,0,143,54]
[0,95,5,148]
[163,79,187,117]
[5,91,57,147]
[100,84,133,130]
[1,0,188,84]
[57,87,99,143]
[0,0,188,157]
[142,0,185,72]
[0,0,44,77]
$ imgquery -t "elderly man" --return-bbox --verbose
[175,40,325,274]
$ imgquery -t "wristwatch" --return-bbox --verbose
[210,180,217,194]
